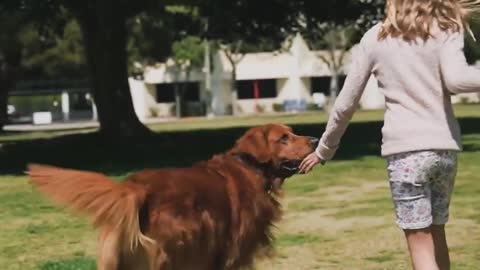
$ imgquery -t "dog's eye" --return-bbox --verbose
[280,134,289,144]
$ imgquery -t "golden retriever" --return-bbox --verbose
[28,123,318,270]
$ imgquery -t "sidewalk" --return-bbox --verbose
[3,117,177,132]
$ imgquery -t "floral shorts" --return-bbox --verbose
[386,150,457,230]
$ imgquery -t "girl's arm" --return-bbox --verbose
[440,32,480,94]
[315,38,374,161]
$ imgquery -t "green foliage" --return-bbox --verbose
[298,0,383,53]
[465,20,480,64]
[127,8,202,75]
[20,19,87,79]
[309,25,360,51]
[172,36,204,68]
[273,103,284,112]
[198,0,298,46]
[0,13,23,66]
[0,5,86,81]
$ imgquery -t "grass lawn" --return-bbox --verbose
[2,104,480,142]
[0,105,479,269]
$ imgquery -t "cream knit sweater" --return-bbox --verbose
[316,23,480,159]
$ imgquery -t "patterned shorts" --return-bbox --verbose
[386,150,457,230]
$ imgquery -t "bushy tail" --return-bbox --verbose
[27,164,154,250]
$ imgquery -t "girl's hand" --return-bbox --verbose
[299,153,325,174]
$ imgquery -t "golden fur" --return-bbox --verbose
[28,124,317,270]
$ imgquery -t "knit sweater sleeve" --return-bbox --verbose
[315,34,374,161]
[440,32,480,94]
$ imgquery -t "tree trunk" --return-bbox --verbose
[0,81,9,131]
[224,49,241,116]
[203,39,213,117]
[231,66,238,116]
[173,67,188,119]
[0,59,18,132]
[328,70,339,112]
[181,69,191,117]
[76,2,150,137]
[174,82,181,118]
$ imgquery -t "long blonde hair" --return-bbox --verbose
[379,0,480,41]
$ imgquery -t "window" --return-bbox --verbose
[156,83,175,103]
[310,76,347,96]
[155,82,200,103]
[237,79,277,99]
[183,82,200,102]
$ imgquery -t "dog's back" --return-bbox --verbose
[27,162,255,270]
[28,156,281,270]
[27,122,315,269]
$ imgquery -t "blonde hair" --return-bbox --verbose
[379,0,480,41]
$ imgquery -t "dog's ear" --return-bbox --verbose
[231,126,271,163]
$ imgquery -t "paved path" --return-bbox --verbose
[4,118,177,132]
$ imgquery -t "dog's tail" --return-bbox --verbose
[27,164,154,250]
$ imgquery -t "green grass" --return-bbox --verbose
[364,251,397,263]
[0,104,479,269]
[276,233,332,247]
[1,104,479,143]
[39,257,96,270]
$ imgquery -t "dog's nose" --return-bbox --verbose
[309,137,319,146]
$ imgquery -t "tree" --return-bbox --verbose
[0,14,23,131]
[195,0,299,115]
[220,41,246,116]
[171,36,204,118]
[66,1,164,137]
[297,0,384,110]
[4,0,382,133]
[21,19,87,80]
[465,20,480,64]
[0,3,90,131]
[8,0,291,134]
[127,7,200,77]
[197,0,383,115]
[465,19,480,101]
[216,39,280,115]
[309,26,361,111]
[1,0,150,136]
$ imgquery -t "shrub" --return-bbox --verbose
[273,103,284,112]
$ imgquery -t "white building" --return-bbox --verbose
[128,35,478,120]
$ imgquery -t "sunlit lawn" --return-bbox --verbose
[0,104,479,269]
[1,104,479,142]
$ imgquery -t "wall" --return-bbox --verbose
[359,76,385,110]
[275,77,313,103]
[237,98,277,114]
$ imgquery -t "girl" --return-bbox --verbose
[299,0,480,269]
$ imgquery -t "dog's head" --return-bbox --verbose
[230,123,318,188]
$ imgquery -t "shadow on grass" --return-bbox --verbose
[1,118,479,175]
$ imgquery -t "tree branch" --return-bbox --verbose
[223,46,235,68]
[317,53,333,70]
[336,49,348,74]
